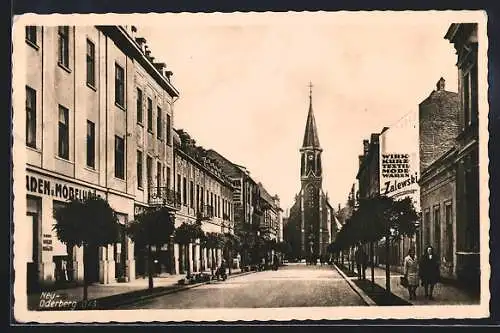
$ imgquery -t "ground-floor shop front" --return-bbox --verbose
[25,169,136,292]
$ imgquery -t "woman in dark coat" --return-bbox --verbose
[419,245,440,300]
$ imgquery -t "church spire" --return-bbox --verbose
[302,82,321,148]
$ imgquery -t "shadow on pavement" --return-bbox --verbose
[337,264,411,306]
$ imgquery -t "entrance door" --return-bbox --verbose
[26,213,39,292]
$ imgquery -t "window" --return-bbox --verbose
[86,39,95,87]
[445,203,453,262]
[166,114,172,146]
[462,63,479,128]
[137,151,143,188]
[190,181,194,208]
[196,185,200,210]
[58,105,69,159]
[166,166,171,189]
[433,206,441,259]
[26,86,36,148]
[114,136,125,179]
[157,107,162,139]
[146,156,153,188]
[136,88,143,124]
[156,162,162,190]
[201,187,204,206]
[183,177,187,206]
[147,98,153,131]
[177,174,181,200]
[115,64,125,108]
[86,120,95,168]
[58,26,69,68]
[424,210,431,248]
[25,26,37,45]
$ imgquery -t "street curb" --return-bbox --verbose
[333,264,376,306]
[111,270,258,309]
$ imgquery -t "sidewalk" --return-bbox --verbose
[350,262,480,306]
[29,268,245,310]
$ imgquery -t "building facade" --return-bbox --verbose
[418,78,460,280]
[285,89,334,261]
[23,25,179,290]
[206,150,261,266]
[170,129,234,275]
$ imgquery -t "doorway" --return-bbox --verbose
[26,212,39,292]
[84,245,100,283]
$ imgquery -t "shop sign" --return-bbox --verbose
[26,173,102,201]
[42,233,53,251]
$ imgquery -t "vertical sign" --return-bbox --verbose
[379,110,420,211]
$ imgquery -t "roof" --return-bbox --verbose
[302,95,321,148]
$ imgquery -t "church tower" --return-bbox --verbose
[299,83,323,259]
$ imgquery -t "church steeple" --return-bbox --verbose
[300,82,323,184]
[302,82,321,149]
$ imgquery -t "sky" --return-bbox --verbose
[136,13,459,212]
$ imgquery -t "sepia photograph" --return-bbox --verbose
[11,11,489,322]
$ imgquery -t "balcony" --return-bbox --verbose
[148,186,181,210]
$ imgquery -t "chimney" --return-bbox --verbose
[436,77,445,91]
[363,140,369,156]
[153,62,166,73]
[130,25,137,39]
[165,70,174,82]
[135,37,147,53]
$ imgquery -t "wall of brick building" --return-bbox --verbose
[419,88,460,172]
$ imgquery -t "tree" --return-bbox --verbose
[53,196,120,300]
[174,220,205,277]
[127,207,175,290]
[202,232,224,275]
[222,232,241,275]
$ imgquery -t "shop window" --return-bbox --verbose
[434,205,441,259]
[445,202,453,262]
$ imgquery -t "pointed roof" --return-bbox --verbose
[302,83,321,148]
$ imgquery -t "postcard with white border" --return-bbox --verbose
[12,10,490,322]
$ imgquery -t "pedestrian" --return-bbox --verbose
[403,247,419,300]
[419,245,440,300]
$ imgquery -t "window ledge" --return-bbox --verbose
[26,144,41,153]
[84,166,98,173]
[25,39,39,50]
[55,155,74,164]
[58,62,71,74]
[115,102,126,111]
[113,176,127,183]
[137,186,144,191]
[86,82,97,92]
[137,122,144,127]
[147,129,154,135]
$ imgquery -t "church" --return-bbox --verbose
[284,85,336,262]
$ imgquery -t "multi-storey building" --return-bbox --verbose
[206,150,261,266]
[418,78,461,280]
[22,25,179,290]
[172,129,234,275]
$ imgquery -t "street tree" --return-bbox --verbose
[127,207,175,290]
[53,196,120,300]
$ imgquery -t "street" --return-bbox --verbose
[120,264,366,309]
